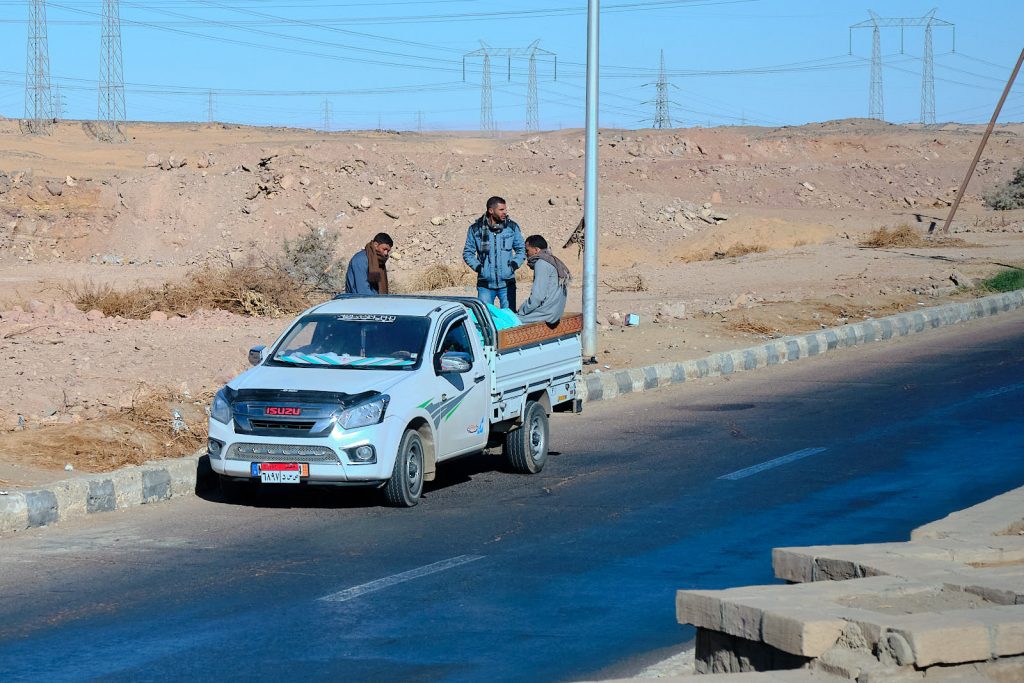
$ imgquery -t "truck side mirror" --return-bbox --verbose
[437,351,472,374]
[248,345,267,367]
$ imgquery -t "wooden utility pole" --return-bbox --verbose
[941,47,1024,234]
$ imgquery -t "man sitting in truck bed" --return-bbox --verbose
[518,234,571,325]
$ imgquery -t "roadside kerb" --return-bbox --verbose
[1,289,1022,537]
[580,289,1024,403]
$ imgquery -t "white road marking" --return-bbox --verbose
[319,554,484,603]
[718,447,828,481]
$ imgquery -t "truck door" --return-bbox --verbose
[431,315,490,458]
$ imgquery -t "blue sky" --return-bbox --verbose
[1,0,1021,131]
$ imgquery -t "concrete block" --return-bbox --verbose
[162,455,201,497]
[773,547,816,583]
[112,467,144,508]
[814,556,861,581]
[762,609,845,657]
[721,599,764,641]
[24,489,59,528]
[142,468,172,503]
[87,478,117,513]
[676,590,723,630]
[0,492,28,534]
[49,478,91,522]
[889,614,991,666]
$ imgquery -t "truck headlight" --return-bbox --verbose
[210,389,232,424]
[339,395,389,430]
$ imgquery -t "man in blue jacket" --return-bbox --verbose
[462,196,526,309]
[344,232,393,295]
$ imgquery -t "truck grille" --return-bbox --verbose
[248,419,317,432]
[226,443,340,464]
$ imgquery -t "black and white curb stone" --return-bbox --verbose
[1,289,1021,536]
[580,289,1024,402]
[0,451,212,535]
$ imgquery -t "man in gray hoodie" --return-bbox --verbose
[518,234,571,325]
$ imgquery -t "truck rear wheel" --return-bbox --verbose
[384,429,425,507]
[505,400,549,474]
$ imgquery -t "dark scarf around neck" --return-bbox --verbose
[364,242,389,294]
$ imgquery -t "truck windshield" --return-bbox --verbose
[268,314,430,370]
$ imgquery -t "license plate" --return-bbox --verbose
[251,462,308,484]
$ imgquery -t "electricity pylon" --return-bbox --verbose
[653,50,672,128]
[207,90,214,123]
[869,12,884,120]
[851,9,953,124]
[321,98,332,133]
[921,19,936,125]
[464,40,556,133]
[97,0,126,142]
[24,0,53,135]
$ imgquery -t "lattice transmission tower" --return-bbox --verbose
[465,41,556,134]
[24,0,53,135]
[98,0,126,142]
[653,50,672,128]
[321,98,332,133]
[851,9,953,124]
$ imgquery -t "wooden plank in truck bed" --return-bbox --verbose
[497,313,583,351]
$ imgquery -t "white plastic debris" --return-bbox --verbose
[64,463,74,472]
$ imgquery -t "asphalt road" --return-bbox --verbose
[2,311,1023,683]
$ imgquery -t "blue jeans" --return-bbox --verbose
[477,285,509,309]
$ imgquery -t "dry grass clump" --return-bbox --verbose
[407,263,472,292]
[0,386,210,472]
[603,274,648,292]
[859,224,967,248]
[728,317,777,336]
[68,228,347,318]
[67,264,312,319]
[681,243,769,262]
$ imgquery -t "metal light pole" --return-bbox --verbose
[582,0,599,360]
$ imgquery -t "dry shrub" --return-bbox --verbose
[0,387,210,473]
[603,274,648,292]
[860,224,967,248]
[66,264,313,319]
[407,263,471,292]
[681,243,769,262]
[280,226,348,293]
[728,317,777,336]
[984,163,1024,210]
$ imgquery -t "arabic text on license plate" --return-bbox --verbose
[254,462,308,484]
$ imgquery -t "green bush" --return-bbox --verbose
[978,268,1024,292]
[281,226,348,294]
[984,163,1024,210]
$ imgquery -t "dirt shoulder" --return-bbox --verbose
[1,120,1022,489]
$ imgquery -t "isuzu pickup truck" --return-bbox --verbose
[207,295,582,506]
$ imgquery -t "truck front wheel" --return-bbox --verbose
[505,400,549,474]
[384,429,425,507]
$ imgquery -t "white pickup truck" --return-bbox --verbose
[207,295,582,506]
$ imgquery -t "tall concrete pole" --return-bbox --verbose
[941,47,1024,234]
[582,0,599,360]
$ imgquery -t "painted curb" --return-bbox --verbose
[579,289,1024,404]
[1,289,1022,537]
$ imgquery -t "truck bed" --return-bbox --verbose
[496,313,583,351]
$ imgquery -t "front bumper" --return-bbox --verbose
[207,415,404,483]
